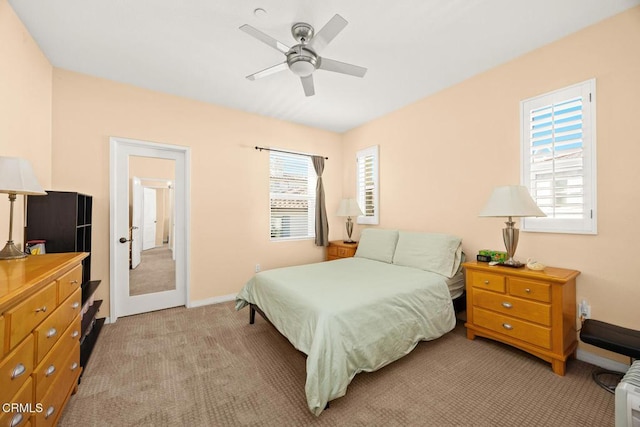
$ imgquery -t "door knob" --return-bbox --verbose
[119,237,131,243]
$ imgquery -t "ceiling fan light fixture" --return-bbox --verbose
[289,58,316,77]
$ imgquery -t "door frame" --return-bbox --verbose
[109,136,191,323]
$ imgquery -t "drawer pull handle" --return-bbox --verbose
[11,363,26,379]
[45,364,56,377]
[70,362,79,371]
[44,406,55,419]
[525,288,531,293]
[484,280,490,285]
[35,306,47,313]
[501,302,513,309]
[72,301,80,309]
[502,323,514,330]
[70,279,79,284]
[10,413,23,427]
[71,330,80,339]
[47,327,58,338]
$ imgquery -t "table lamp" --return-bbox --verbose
[478,185,545,267]
[0,157,47,260]
[336,198,363,243]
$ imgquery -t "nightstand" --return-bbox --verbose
[326,241,358,261]
[463,261,580,376]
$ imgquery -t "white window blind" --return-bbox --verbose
[269,150,316,240]
[356,145,379,225]
[521,79,597,234]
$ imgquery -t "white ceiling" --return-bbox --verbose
[9,0,640,133]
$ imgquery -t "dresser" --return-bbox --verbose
[463,261,580,376]
[1,253,86,427]
[326,241,358,261]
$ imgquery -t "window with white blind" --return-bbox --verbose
[356,145,379,225]
[269,150,316,240]
[520,79,597,234]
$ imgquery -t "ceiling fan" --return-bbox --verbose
[240,14,367,96]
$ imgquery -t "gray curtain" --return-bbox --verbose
[312,156,329,246]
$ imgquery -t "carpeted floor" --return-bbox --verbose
[60,302,615,426]
[129,245,175,296]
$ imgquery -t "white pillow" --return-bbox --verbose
[354,229,399,263]
[392,231,462,278]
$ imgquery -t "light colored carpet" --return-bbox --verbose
[60,303,615,426]
[129,245,175,296]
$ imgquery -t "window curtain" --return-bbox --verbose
[312,156,329,246]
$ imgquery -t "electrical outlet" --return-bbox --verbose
[255,264,261,273]
[579,299,591,319]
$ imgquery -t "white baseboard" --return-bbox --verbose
[188,293,236,308]
[576,349,630,373]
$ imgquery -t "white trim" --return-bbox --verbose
[576,349,630,373]
[189,293,237,308]
[109,136,191,323]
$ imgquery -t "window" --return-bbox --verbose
[356,145,379,225]
[520,79,597,234]
[269,150,316,240]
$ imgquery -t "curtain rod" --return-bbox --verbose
[255,146,328,160]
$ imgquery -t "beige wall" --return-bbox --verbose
[51,69,344,314]
[342,7,640,363]
[0,0,52,247]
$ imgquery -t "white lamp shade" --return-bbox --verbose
[336,198,363,217]
[0,157,46,195]
[479,185,545,218]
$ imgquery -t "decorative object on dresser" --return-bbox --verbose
[335,198,363,243]
[478,185,546,267]
[25,191,104,375]
[326,240,358,261]
[463,261,580,375]
[0,157,47,260]
[0,253,86,427]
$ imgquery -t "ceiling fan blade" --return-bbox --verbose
[317,57,367,78]
[308,14,348,54]
[240,24,290,54]
[246,62,288,81]
[300,75,315,97]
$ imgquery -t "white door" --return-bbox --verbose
[142,187,157,250]
[110,137,190,321]
[131,177,142,269]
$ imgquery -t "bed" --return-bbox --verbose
[235,229,463,415]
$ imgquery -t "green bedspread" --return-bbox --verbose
[236,257,456,416]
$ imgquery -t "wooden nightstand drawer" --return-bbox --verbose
[473,289,551,326]
[0,376,32,427]
[57,264,82,304]
[337,247,355,257]
[326,241,358,261]
[0,334,34,405]
[473,307,551,350]
[471,272,505,293]
[509,278,551,303]
[5,281,57,350]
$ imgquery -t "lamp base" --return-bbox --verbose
[0,241,27,260]
[342,240,357,244]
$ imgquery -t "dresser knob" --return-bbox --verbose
[72,301,80,309]
[501,302,513,309]
[11,363,26,379]
[502,323,514,330]
[484,280,490,285]
[71,330,80,339]
[45,365,56,377]
[10,413,23,427]
[70,362,79,371]
[525,288,531,293]
[34,306,47,313]
[44,406,55,419]
[70,279,78,284]
[47,327,57,338]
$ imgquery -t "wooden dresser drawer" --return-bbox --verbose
[471,271,506,293]
[34,288,81,364]
[0,315,4,358]
[0,334,34,405]
[36,342,81,427]
[0,376,33,427]
[57,264,82,304]
[473,307,552,350]
[508,278,551,303]
[472,289,551,326]
[5,282,57,350]
[34,315,81,402]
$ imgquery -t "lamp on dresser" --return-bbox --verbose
[336,198,363,243]
[478,185,545,267]
[0,156,46,260]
